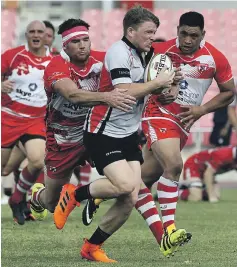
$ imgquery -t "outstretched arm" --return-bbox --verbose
[53,78,136,112]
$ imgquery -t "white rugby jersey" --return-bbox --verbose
[1,44,52,118]
[85,37,146,138]
[44,50,105,151]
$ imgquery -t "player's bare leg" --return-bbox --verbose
[150,138,191,255]
[1,147,13,172]
[2,145,26,176]
[80,161,141,263]
[9,138,45,224]
[135,144,164,245]
[151,138,182,232]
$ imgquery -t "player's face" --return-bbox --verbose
[65,36,91,64]
[25,21,46,50]
[45,27,55,48]
[177,25,205,55]
[129,21,157,52]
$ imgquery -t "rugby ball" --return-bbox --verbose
[144,53,173,93]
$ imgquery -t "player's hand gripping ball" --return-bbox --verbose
[144,53,173,94]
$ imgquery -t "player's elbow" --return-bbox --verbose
[68,94,80,104]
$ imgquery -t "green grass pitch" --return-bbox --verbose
[1,189,237,267]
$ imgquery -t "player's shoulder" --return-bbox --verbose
[203,41,225,58]
[152,39,176,53]
[2,45,25,57]
[48,54,68,65]
[107,40,130,55]
[90,50,106,62]
[45,54,69,72]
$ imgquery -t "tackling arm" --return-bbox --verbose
[53,78,136,112]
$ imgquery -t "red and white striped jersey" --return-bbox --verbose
[1,44,52,118]
[85,37,145,138]
[44,49,105,151]
[143,38,233,129]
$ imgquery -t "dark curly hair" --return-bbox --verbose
[58,18,90,35]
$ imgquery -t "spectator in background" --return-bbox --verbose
[209,78,237,146]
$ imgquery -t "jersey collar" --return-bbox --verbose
[122,36,152,67]
[60,49,70,62]
[24,43,51,56]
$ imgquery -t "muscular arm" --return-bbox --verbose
[54,78,109,105]
[202,79,235,115]
[114,69,174,99]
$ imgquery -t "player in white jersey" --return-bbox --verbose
[134,11,235,256]
[29,19,136,222]
[1,20,53,225]
[53,7,180,263]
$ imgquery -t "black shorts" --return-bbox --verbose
[83,132,143,175]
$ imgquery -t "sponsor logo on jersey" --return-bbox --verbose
[179,80,188,90]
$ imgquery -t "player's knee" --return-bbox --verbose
[117,181,136,196]
[165,160,183,178]
[29,158,44,171]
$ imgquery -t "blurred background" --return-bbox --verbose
[1,0,237,190]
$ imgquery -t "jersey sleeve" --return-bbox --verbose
[105,45,132,86]
[1,49,13,75]
[211,47,233,84]
[44,57,70,90]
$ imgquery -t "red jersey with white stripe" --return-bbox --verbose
[1,45,52,118]
[44,50,105,151]
[143,38,233,130]
[184,146,236,176]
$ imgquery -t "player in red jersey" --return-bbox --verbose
[136,11,235,254]
[29,18,136,224]
[1,20,53,225]
[180,146,237,202]
[2,21,59,187]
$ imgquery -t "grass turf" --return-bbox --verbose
[1,189,237,267]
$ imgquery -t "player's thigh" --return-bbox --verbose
[3,145,26,175]
[103,160,136,194]
[23,138,46,167]
[188,187,203,201]
[1,148,13,170]
[141,143,163,185]
[151,138,182,169]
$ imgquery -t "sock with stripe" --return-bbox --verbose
[157,176,179,234]
[10,167,38,204]
[135,187,164,244]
